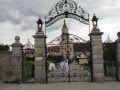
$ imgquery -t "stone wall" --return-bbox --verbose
[0,51,12,82]
[0,36,23,83]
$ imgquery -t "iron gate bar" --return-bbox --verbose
[44,18,49,84]
[114,43,118,81]
[90,36,93,82]
[21,46,24,83]
[45,22,48,83]
[66,33,70,82]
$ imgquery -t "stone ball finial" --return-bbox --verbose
[15,36,20,41]
[11,36,23,47]
[117,32,120,38]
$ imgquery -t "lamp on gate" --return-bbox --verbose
[36,17,43,32]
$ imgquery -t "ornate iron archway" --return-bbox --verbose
[45,0,89,27]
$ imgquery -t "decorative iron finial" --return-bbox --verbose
[36,17,43,32]
[104,35,113,43]
[92,14,99,28]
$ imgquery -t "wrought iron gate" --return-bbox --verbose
[46,40,92,83]
[44,0,92,83]
[103,41,118,81]
[47,60,91,83]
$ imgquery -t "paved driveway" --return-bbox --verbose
[0,82,120,90]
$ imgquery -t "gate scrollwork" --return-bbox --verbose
[45,0,89,27]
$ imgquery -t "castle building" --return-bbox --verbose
[23,39,35,58]
[47,20,89,61]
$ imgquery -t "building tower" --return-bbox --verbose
[60,20,68,60]
[60,20,74,60]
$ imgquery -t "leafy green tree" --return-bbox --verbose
[0,44,10,51]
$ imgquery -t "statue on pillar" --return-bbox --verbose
[92,14,98,28]
[36,17,43,32]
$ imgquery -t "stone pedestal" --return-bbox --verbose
[116,32,120,81]
[33,31,47,83]
[89,28,105,82]
[11,36,23,83]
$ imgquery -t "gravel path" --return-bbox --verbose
[0,82,120,90]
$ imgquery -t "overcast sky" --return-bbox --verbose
[0,0,120,45]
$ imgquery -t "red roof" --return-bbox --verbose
[47,46,60,52]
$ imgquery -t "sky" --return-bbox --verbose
[0,0,120,45]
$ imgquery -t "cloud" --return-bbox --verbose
[0,0,120,44]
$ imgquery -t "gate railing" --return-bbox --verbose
[103,42,118,81]
[47,60,91,83]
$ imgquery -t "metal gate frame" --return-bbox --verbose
[103,42,118,81]
[45,34,93,83]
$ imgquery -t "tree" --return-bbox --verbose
[0,44,10,51]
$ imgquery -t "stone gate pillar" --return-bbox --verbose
[89,28,105,82]
[11,36,23,82]
[116,32,120,81]
[33,25,47,83]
